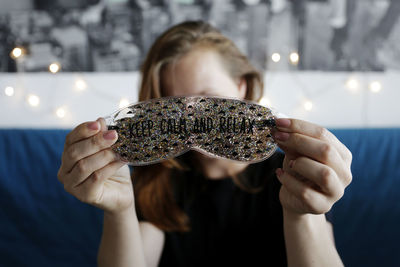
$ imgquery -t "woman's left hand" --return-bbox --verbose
[272,118,353,215]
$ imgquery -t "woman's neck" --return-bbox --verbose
[191,152,249,180]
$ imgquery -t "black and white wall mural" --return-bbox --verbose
[1,0,399,73]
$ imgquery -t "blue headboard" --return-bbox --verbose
[0,128,399,267]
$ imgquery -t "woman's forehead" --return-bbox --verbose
[161,49,236,96]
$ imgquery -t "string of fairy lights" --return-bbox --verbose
[4,46,135,120]
[267,50,383,114]
[3,46,384,123]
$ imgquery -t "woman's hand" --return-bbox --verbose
[272,118,352,215]
[57,118,134,214]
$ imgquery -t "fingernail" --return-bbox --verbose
[103,130,117,140]
[273,131,290,142]
[276,168,284,177]
[276,118,291,128]
[289,160,294,168]
[88,121,99,131]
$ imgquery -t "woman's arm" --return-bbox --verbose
[272,118,353,267]
[283,212,343,267]
[56,118,150,266]
[97,207,165,267]
[140,221,165,267]
[57,119,165,266]
[98,206,147,267]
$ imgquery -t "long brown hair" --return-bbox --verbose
[133,21,264,232]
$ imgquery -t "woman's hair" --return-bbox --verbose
[133,20,264,232]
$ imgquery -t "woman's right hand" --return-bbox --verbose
[57,118,134,214]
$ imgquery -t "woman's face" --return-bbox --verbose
[160,48,248,165]
[161,48,247,99]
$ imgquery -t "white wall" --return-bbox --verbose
[264,71,400,128]
[0,71,399,129]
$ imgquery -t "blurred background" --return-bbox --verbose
[1,0,400,128]
[1,2,400,267]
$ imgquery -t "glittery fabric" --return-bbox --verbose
[105,96,277,166]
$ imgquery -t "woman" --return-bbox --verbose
[57,21,352,267]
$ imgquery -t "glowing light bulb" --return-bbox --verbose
[49,63,61,73]
[27,94,40,107]
[289,52,299,65]
[271,53,281,63]
[119,98,130,108]
[56,107,66,118]
[259,96,271,107]
[303,100,313,111]
[369,81,382,93]
[75,79,87,91]
[345,78,359,92]
[11,47,23,59]
[4,86,14,96]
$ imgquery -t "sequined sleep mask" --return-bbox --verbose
[105,96,278,166]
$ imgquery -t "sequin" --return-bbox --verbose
[105,96,277,166]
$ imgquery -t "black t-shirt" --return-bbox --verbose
[158,151,288,267]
